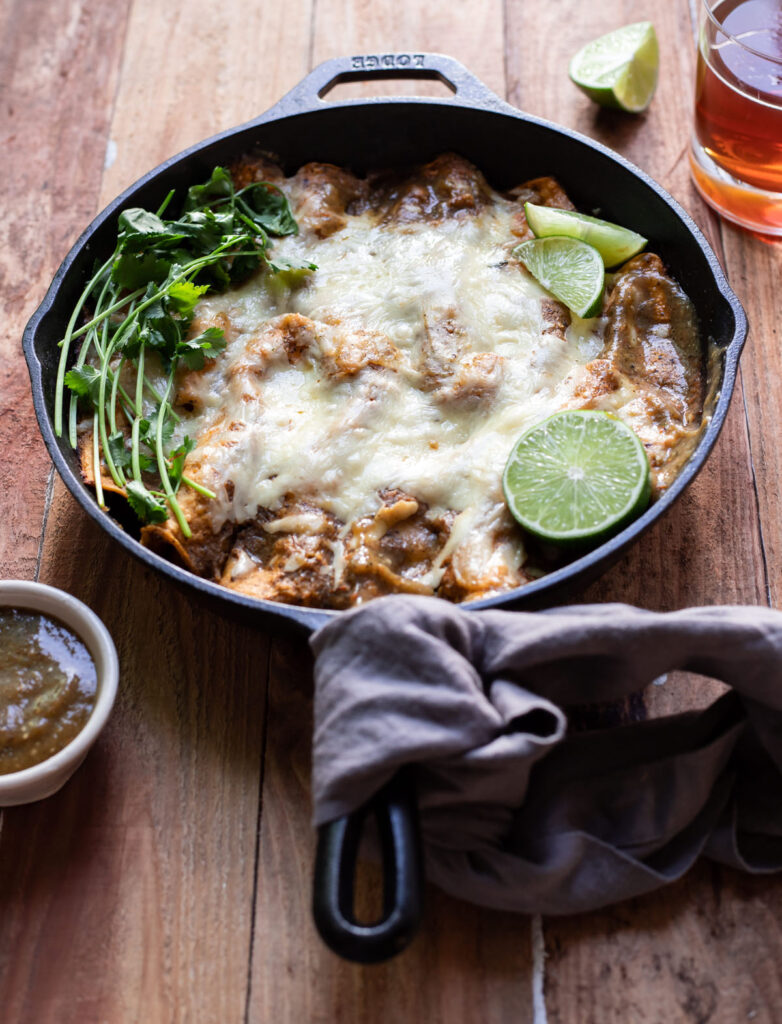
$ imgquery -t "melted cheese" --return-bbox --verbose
[173,198,608,590]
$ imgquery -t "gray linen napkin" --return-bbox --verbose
[310,597,782,914]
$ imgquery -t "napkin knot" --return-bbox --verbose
[310,597,782,914]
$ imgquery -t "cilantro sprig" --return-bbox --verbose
[55,167,315,538]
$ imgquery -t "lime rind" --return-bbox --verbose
[523,202,647,268]
[513,237,605,319]
[569,21,659,113]
[502,410,651,545]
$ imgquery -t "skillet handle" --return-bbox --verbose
[270,53,507,116]
[312,768,424,964]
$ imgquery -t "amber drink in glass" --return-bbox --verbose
[690,0,782,235]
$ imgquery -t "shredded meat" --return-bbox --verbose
[318,323,400,381]
[216,492,453,608]
[288,162,369,238]
[419,307,467,388]
[340,490,451,603]
[220,501,346,607]
[224,313,400,393]
[508,176,577,240]
[373,153,491,224]
[419,309,503,405]
[571,253,703,492]
[541,298,571,339]
[601,253,702,415]
[229,155,285,189]
[142,484,237,580]
[436,352,504,406]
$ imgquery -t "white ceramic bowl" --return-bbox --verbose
[0,580,119,806]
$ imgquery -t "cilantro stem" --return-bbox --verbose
[181,476,215,499]
[142,373,180,422]
[155,371,191,538]
[55,255,113,437]
[69,286,147,342]
[157,189,175,217]
[95,308,139,489]
[131,418,142,481]
[92,413,106,510]
[109,355,124,438]
[97,342,125,489]
[131,346,145,481]
[67,272,115,447]
[135,346,145,430]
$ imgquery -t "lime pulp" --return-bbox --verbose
[569,22,659,113]
[523,202,647,269]
[513,237,604,319]
[503,410,652,546]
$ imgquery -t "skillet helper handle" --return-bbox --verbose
[313,768,423,964]
[270,53,505,115]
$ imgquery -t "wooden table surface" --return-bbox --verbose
[2,0,781,1020]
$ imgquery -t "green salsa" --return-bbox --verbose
[0,608,97,775]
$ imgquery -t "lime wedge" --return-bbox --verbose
[503,410,651,546]
[513,237,604,319]
[524,203,647,268]
[569,22,659,113]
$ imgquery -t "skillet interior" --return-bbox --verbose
[24,57,746,635]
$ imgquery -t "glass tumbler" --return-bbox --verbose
[689,0,782,236]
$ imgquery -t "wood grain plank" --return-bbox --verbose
[0,1,132,1014]
[0,492,268,1023]
[249,2,535,1020]
[99,0,317,202]
[250,639,534,1024]
[0,0,129,578]
[504,2,780,1021]
[3,0,778,1021]
[1,1,313,1021]
[720,228,782,606]
[544,866,782,1024]
[310,0,506,97]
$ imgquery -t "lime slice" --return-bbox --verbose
[524,203,647,268]
[503,410,651,546]
[569,22,659,113]
[513,237,604,318]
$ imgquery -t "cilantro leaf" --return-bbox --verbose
[236,184,298,236]
[225,251,263,285]
[119,209,169,237]
[169,210,227,253]
[108,431,132,470]
[184,166,234,212]
[64,365,102,406]
[176,326,226,370]
[168,436,195,488]
[268,255,318,273]
[142,407,175,449]
[117,209,187,254]
[166,280,210,318]
[125,480,168,524]
[112,251,173,290]
[108,431,154,473]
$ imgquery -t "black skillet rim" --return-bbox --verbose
[22,54,748,635]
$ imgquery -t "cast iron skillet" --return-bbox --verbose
[24,54,747,963]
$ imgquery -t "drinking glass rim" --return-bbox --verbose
[703,0,782,66]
